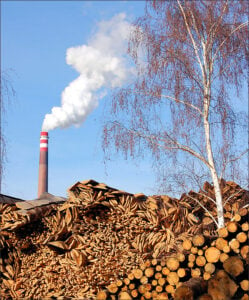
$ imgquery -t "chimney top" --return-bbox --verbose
[41,131,48,136]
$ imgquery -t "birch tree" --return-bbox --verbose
[103,0,248,228]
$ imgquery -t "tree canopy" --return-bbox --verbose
[103,0,248,227]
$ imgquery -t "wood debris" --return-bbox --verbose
[0,178,248,299]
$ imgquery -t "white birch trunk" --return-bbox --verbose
[203,95,225,228]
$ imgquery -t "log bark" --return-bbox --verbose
[223,256,244,277]
[174,277,207,300]
[208,270,238,300]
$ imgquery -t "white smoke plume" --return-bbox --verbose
[42,13,134,131]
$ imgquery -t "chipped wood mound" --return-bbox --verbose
[0,179,248,299]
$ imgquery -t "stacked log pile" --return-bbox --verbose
[0,179,248,299]
[98,206,248,299]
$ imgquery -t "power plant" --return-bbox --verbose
[38,131,48,197]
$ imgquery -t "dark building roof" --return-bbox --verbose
[0,194,25,204]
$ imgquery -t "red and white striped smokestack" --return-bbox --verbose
[38,131,48,197]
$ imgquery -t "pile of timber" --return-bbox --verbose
[98,206,249,299]
[0,179,248,299]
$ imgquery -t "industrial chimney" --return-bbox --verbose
[38,131,48,197]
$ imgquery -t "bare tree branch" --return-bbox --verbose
[212,21,248,63]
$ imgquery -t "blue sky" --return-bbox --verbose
[1,0,158,200]
[1,1,248,200]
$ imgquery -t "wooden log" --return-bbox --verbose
[188,254,196,262]
[241,294,249,300]
[123,278,130,286]
[227,221,238,233]
[132,268,143,279]
[151,258,158,266]
[151,290,158,298]
[130,289,138,298]
[223,256,244,277]
[107,283,119,294]
[232,213,241,222]
[219,253,229,263]
[192,234,205,247]
[97,290,109,299]
[176,253,186,263]
[156,292,169,299]
[155,272,162,279]
[191,268,201,278]
[236,232,247,243]
[177,268,187,279]
[155,265,162,272]
[242,222,249,232]
[140,276,148,285]
[204,263,215,274]
[241,245,249,261]
[191,246,198,254]
[144,283,152,291]
[238,207,248,218]
[162,267,170,276]
[158,277,166,286]
[166,257,180,271]
[160,260,166,267]
[208,270,238,299]
[121,286,128,292]
[205,247,220,263]
[197,249,203,256]
[174,277,207,300]
[167,272,179,286]
[128,273,135,281]
[155,285,163,293]
[143,291,152,299]
[151,279,157,287]
[203,272,211,281]
[165,284,175,294]
[118,291,132,300]
[229,238,240,251]
[138,285,146,294]
[182,239,192,251]
[144,267,154,278]
[196,256,206,267]
[222,245,231,253]
[129,283,135,290]
[218,227,228,238]
[215,237,228,251]
[116,280,123,288]
[240,280,249,292]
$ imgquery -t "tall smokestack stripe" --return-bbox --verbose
[38,131,48,197]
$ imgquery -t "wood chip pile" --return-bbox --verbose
[0,179,248,299]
